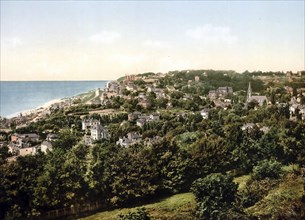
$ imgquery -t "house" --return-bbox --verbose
[138,99,151,109]
[249,96,268,106]
[200,109,210,119]
[208,90,218,100]
[116,132,142,147]
[127,132,142,140]
[125,83,137,92]
[83,135,92,145]
[46,133,58,142]
[11,133,40,148]
[11,133,40,142]
[289,104,299,115]
[40,141,53,153]
[82,119,100,130]
[90,124,109,140]
[128,111,142,121]
[8,144,18,155]
[19,146,36,156]
[213,100,231,110]
[217,87,233,97]
[155,89,166,99]
[241,123,270,133]
[116,137,133,147]
[136,113,160,128]
[241,123,255,131]
[183,94,193,100]
[106,81,120,93]
[146,85,155,92]
[208,87,233,100]
[144,136,163,146]
[138,93,146,99]
[150,113,160,121]
[299,106,305,120]
[136,118,146,128]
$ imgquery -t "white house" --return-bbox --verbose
[19,146,36,157]
[200,109,210,119]
[116,132,142,147]
[82,119,100,130]
[40,141,53,153]
[90,124,109,140]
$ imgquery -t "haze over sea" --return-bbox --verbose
[0,81,107,118]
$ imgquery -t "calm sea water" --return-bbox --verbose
[0,81,107,117]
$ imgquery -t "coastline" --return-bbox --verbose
[1,81,108,119]
[5,98,64,119]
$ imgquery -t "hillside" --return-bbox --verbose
[79,193,196,220]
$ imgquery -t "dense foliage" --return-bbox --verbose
[191,173,238,219]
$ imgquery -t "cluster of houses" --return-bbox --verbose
[4,72,305,162]
[128,111,160,128]
[8,133,55,159]
[208,86,233,100]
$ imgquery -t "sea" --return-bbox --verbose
[0,81,108,118]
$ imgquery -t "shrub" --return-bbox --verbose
[240,178,280,208]
[191,173,238,219]
[251,160,283,180]
[119,207,151,220]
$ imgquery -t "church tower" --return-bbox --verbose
[247,82,252,103]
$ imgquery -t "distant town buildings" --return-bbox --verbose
[246,82,268,107]
[128,111,160,128]
[123,74,136,84]
[208,86,233,100]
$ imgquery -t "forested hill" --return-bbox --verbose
[1,69,305,219]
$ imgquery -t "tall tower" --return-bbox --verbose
[247,82,252,103]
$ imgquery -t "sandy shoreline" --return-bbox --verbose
[6,98,64,119]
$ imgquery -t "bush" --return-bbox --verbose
[119,208,151,220]
[191,173,238,219]
[240,178,280,208]
[251,160,283,180]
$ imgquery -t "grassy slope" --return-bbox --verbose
[236,165,305,218]
[246,174,304,218]
[80,169,304,220]
[79,193,196,220]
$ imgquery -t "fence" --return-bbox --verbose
[30,201,107,220]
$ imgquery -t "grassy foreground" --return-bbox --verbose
[79,193,196,220]
[80,169,304,220]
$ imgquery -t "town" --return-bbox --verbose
[1,69,305,219]
[1,70,305,159]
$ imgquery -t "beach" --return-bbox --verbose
[6,98,64,119]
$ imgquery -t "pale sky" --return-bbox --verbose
[1,0,304,81]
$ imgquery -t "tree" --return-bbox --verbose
[108,145,158,205]
[0,154,46,218]
[191,173,238,219]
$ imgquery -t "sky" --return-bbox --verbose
[1,0,304,81]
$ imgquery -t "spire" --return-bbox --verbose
[247,82,252,102]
